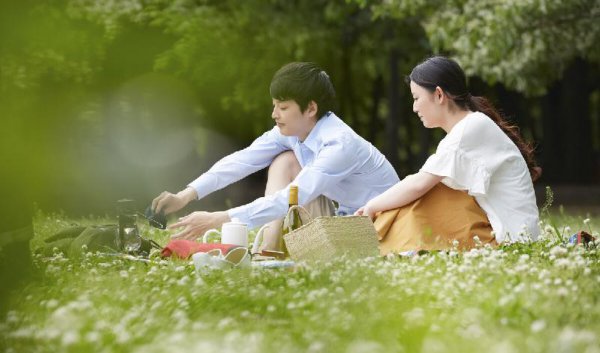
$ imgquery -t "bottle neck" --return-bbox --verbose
[288,186,298,206]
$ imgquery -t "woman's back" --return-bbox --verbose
[440,112,539,242]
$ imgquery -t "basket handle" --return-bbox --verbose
[284,204,312,228]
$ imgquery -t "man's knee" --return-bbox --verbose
[269,151,301,176]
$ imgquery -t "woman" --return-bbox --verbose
[356,56,540,254]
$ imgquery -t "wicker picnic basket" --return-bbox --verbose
[282,206,380,261]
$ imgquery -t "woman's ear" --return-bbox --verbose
[435,86,445,104]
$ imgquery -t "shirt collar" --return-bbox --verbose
[299,111,332,153]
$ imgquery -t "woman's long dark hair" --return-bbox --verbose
[408,56,541,181]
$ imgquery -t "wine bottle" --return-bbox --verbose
[280,185,303,253]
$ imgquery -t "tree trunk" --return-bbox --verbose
[541,58,593,182]
[369,75,383,144]
[541,83,564,182]
[340,44,355,126]
[561,58,593,182]
[386,44,400,171]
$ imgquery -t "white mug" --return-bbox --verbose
[202,218,249,247]
[202,219,271,252]
[250,224,271,254]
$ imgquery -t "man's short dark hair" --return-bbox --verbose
[270,62,336,119]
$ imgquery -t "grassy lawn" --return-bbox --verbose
[1,206,599,353]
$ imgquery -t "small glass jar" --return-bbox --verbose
[117,199,141,253]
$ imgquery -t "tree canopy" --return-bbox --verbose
[1,0,598,214]
[360,0,600,95]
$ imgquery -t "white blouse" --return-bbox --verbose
[420,112,539,243]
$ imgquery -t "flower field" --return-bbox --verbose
[1,210,599,353]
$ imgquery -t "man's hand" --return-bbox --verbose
[354,204,377,220]
[152,187,197,215]
[168,211,231,240]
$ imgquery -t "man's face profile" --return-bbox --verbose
[271,99,316,140]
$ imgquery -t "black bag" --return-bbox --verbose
[39,224,160,257]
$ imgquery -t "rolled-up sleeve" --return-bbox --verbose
[420,147,490,197]
[188,128,288,200]
[229,135,358,228]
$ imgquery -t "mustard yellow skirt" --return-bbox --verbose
[374,184,496,255]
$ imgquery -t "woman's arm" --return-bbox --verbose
[355,171,443,219]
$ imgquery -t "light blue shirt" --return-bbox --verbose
[188,112,400,228]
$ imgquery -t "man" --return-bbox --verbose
[153,62,399,251]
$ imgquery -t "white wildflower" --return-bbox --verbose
[519,254,530,262]
[177,275,190,286]
[61,330,79,346]
[554,258,571,269]
[549,246,568,258]
[46,299,59,309]
[402,308,425,324]
[308,341,326,353]
[345,340,384,353]
[460,323,484,338]
[115,329,131,344]
[513,283,525,294]
[85,331,101,343]
[9,327,35,339]
[531,320,546,332]
[217,317,234,329]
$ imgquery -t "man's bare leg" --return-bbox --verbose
[258,151,301,252]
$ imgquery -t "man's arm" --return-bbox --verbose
[227,135,360,228]
[187,129,289,200]
[152,186,197,215]
[167,210,231,240]
[167,134,361,238]
[153,128,289,215]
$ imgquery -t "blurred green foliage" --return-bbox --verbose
[0,0,598,216]
[362,0,600,95]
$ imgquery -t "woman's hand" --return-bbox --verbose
[152,187,197,215]
[355,204,377,220]
[167,211,230,240]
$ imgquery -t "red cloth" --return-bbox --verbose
[161,239,239,259]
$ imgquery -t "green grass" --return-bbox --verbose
[1,208,599,353]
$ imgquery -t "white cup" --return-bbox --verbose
[192,248,251,272]
[202,218,248,247]
[192,250,227,271]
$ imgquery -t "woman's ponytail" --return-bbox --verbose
[467,96,542,181]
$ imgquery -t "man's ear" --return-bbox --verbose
[306,100,318,118]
